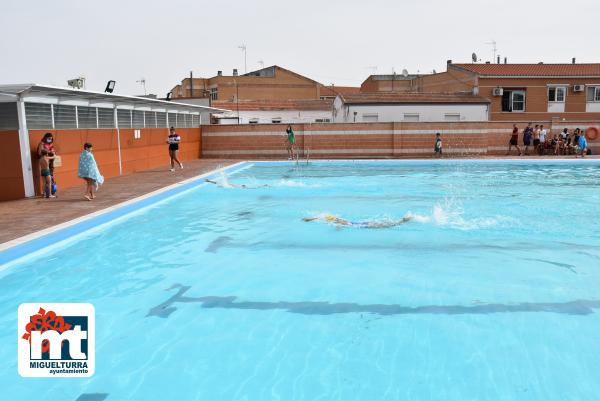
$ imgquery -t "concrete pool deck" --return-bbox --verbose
[0,155,597,246]
[0,159,236,244]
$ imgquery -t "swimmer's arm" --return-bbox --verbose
[303,217,319,222]
[205,179,217,184]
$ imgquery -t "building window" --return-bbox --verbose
[210,87,218,100]
[249,118,259,124]
[501,90,526,112]
[362,113,378,122]
[403,113,420,122]
[587,86,600,102]
[271,118,282,124]
[444,113,461,121]
[548,86,566,102]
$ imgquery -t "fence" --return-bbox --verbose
[201,121,600,159]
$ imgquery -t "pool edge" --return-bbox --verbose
[0,162,249,267]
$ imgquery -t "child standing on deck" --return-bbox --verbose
[434,133,442,158]
[285,125,296,160]
[78,143,104,201]
[167,127,183,171]
[39,149,55,198]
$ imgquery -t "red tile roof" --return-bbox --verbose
[451,63,600,77]
[339,92,490,105]
[211,99,332,111]
[319,86,361,97]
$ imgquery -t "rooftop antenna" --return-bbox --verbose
[485,40,497,62]
[136,78,147,95]
[238,44,247,74]
[402,69,409,78]
[258,59,264,69]
[472,52,478,63]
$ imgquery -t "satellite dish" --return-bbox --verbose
[472,53,478,63]
[402,69,409,78]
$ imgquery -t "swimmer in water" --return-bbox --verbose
[205,179,269,189]
[303,214,413,228]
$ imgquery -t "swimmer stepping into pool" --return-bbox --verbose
[303,214,413,228]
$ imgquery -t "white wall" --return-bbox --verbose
[218,109,332,124]
[586,102,600,113]
[333,98,489,122]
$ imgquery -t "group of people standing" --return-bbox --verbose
[36,127,184,201]
[507,123,589,157]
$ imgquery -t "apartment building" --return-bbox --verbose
[373,62,600,122]
[360,74,420,92]
[333,93,490,123]
[170,65,324,102]
[210,99,333,124]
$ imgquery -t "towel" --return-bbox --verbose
[78,150,104,185]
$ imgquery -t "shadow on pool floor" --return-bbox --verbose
[147,284,600,318]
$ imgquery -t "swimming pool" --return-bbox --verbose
[1,160,600,401]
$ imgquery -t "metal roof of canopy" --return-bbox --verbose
[0,84,230,113]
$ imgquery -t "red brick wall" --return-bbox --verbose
[0,130,25,201]
[416,69,478,93]
[202,122,600,159]
[27,127,201,196]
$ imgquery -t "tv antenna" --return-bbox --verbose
[136,78,147,95]
[238,44,247,74]
[258,59,264,69]
[485,40,497,62]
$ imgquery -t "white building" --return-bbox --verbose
[211,99,332,124]
[333,93,490,123]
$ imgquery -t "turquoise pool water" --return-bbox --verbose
[1,160,600,401]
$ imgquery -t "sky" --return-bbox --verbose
[1,0,599,96]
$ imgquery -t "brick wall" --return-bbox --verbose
[202,121,600,159]
[416,69,477,93]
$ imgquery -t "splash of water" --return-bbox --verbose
[405,198,513,230]
[214,171,235,188]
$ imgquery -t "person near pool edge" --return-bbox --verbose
[434,133,442,158]
[77,142,104,201]
[37,132,58,196]
[285,124,296,160]
[167,126,183,171]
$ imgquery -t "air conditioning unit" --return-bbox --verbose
[492,87,504,96]
[573,85,585,92]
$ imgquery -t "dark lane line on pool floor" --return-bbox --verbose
[147,284,600,319]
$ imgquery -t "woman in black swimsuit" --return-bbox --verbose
[166,126,183,171]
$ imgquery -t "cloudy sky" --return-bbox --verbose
[2,0,598,96]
